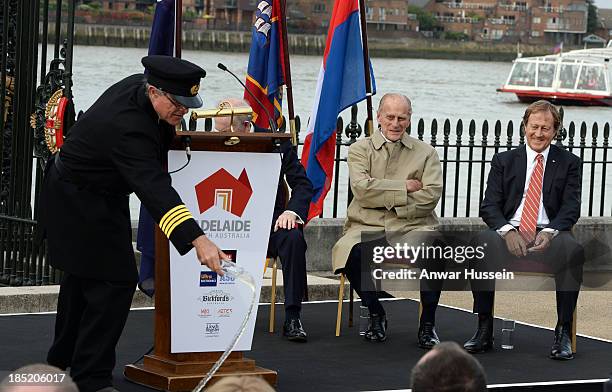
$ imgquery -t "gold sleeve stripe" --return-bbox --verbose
[166,215,194,238]
[160,205,189,232]
[162,210,192,237]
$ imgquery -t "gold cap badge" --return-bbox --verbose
[190,84,199,95]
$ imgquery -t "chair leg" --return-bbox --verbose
[336,273,345,337]
[571,307,577,353]
[269,259,278,333]
[348,282,354,327]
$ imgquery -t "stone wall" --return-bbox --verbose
[44,24,568,61]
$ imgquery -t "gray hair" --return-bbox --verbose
[215,98,252,132]
[377,93,412,115]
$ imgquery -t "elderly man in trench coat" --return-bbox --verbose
[332,93,445,347]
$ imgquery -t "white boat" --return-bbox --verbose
[498,42,612,106]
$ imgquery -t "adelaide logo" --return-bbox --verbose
[195,168,252,217]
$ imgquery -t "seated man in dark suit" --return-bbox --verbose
[215,99,314,342]
[465,100,584,360]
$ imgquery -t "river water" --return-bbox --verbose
[55,45,611,218]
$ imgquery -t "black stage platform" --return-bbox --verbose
[1,299,610,392]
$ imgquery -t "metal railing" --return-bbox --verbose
[288,105,611,220]
[1,0,74,287]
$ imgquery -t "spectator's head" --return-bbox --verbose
[411,342,487,392]
[376,93,412,142]
[205,376,275,392]
[214,98,253,133]
[522,100,560,153]
[0,364,78,392]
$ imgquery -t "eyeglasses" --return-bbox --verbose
[156,89,187,112]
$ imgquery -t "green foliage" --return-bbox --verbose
[466,12,480,21]
[443,31,469,40]
[586,0,598,33]
[183,9,198,21]
[407,5,439,31]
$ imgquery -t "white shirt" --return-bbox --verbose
[497,143,557,237]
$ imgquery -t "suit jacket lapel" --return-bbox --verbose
[512,146,527,213]
[543,145,559,195]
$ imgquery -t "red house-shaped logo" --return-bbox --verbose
[195,168,253,217]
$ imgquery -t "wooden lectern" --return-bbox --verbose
[124,131,290,391]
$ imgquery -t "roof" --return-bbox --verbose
[408,0,431,8]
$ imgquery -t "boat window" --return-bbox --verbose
[559,64,579,89]
[537,63,556,87]
[577,65,606,91]
[509,62,536,86]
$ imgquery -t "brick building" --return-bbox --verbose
[426,0,587,44]
[286,0,418,35]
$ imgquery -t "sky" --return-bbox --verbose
[596,0,612,9]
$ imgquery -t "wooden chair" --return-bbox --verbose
[335,273,424,337]
[265,179,290,333]
[265,256,280,333]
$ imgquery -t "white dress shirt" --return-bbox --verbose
[497,143,557,237]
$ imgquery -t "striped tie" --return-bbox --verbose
[519,153,544,244]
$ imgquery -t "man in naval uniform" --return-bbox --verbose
[39,55,226,392]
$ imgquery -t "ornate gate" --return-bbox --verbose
[0,0,75,286]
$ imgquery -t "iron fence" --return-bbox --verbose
[289,105,612,219]
[1,0,74,286]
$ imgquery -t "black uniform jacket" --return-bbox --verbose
[479,144,581,232]
[39,74,203,282]
[271,140,313,228]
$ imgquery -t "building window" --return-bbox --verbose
[531,30,541,37]
[313,3,326,13]
[548,17,557,24]
[532,17,540,23]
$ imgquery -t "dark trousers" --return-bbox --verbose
[343,238,445,324]
[470,230,584,325]
[47,273,136,392]
[267,228,308,313]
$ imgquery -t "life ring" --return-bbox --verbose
[44,89,68,154]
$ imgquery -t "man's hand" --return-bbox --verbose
[528,231,553,253]
[504,230,528,257]
[192,235,227,275]
[274,211,298,232]
[405,179,423,193]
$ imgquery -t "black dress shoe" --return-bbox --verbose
[283,318,307,342]
[364,313,387,342]
[464,315,494,353]
[550,324,574,360]
[418,322,440,349]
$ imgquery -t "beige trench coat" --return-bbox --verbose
[331,130,443,273]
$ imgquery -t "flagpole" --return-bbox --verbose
[358,0,374,137]
[279,0,297,146]
[175,0,182,57]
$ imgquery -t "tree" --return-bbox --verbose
[407,5,440,31]
[586,0,598,34]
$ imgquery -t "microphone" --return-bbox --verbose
[169,135,192,174]
[217,62,277,133]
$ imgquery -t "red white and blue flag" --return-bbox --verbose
[244,0,286,129]
[300,0,375,221]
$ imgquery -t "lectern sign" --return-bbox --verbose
[168,150,280,353]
